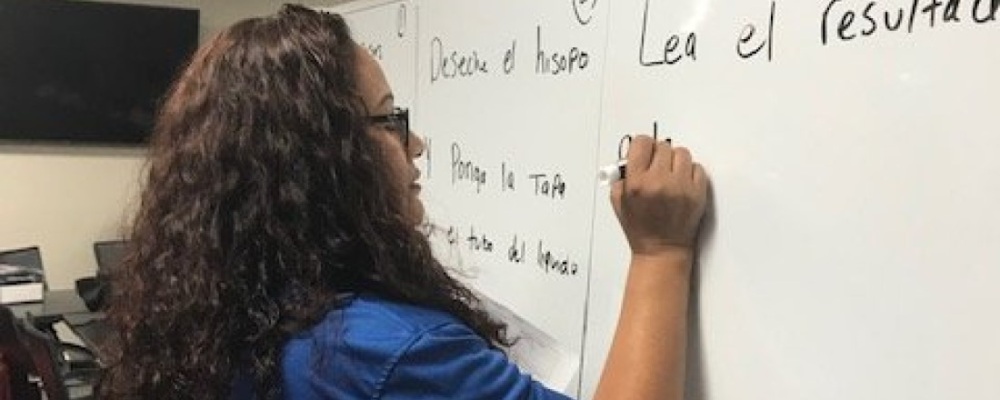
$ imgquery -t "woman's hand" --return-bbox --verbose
[611,135,708,259]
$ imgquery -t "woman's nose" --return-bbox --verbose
[409,131,426,159]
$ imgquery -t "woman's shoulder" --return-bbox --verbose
[287,292,472,353]
[280,293,484,398]
[340,292,465,335]
[281,293,573,400]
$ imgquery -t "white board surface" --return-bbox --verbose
[584,1,1000,399]
[414,0,609,395]
[323,0,417,109]
[327,1,1000,399]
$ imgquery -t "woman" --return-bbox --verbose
[100,5,707,400]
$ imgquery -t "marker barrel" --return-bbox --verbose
[597,160,628,186]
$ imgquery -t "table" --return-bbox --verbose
[7,289,90,322]
[7,289,110,362]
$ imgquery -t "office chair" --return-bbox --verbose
[92,240,127,274]
[0,247,100,395]
[0,305,69,400]
[77,240,127,312]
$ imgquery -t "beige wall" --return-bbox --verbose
[0,0,353,289]
[0,146,145,289]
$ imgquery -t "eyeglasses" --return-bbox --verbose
[368,107,409,148]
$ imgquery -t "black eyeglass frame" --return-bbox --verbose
[368,107,409,148]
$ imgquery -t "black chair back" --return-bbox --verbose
[92,241,127,275]
[78,240,128,312]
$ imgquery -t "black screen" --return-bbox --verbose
[0,0,198,144]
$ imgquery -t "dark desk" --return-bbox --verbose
[8,289,90,322]
[8,289,111,362]
[63,312,112,363]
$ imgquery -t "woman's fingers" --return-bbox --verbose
[651,138,675,175]
[673,147,697,182]
[626,135,656,179]
[693,163,706,186]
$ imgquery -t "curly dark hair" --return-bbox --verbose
[98,5,506,399]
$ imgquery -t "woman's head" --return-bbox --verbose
[100,5,500,399]
[355,46,426,224]
[149,3,419,229]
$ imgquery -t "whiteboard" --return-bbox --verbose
[322,0,417,109]
[414,0,609,394]
[327,0,1000,399]
[583,1,1000,399]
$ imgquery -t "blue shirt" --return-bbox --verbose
[267,293,572,399]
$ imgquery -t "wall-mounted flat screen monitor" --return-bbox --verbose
[0,0,199,144]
